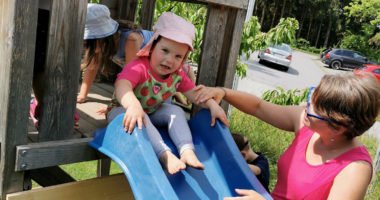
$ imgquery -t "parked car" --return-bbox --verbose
[258,43,292,71]
[320,47,332,58]
[321,48,368,70]
[353,64,380,82]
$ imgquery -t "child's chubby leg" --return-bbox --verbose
[180,148,204,170]
[159,150,186,175]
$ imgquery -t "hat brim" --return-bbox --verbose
[136,32,193,57]
[84,19,119,40]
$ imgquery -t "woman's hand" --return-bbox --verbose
[123,101,146,133]
[224,189,266,200]
[194,85,225,104]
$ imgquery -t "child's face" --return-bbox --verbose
[150,37,189,78]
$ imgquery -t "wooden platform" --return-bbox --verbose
[28,82,114,139]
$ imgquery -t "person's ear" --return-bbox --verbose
[241,151,247,158]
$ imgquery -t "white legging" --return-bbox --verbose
[107,103,194,157]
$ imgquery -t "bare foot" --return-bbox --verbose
[77,95,87,103]
[159,151,186,174]
[180,149,204,170]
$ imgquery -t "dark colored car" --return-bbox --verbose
[353,64,380,82]
[321,49,368,70]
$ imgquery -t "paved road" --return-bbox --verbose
[236,51,345,96]
[235,50,380,142]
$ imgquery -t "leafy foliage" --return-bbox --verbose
[262,87,309,106]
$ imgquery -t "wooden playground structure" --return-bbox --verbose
[0,0,249,199]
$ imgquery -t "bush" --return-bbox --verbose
[262,87,309,106]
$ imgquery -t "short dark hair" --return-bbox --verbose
[232,133,249,151]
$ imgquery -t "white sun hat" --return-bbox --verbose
[84,3,119,40]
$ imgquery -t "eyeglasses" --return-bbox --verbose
[306,87,332,123]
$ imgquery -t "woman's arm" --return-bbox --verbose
[114,79,146,133]
[184,89,229,127]
[195,86,304,132]
[328,161,372,199]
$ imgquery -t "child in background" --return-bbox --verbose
[232,133,270,192]
[79,3,154,103]
[108,12,229,174]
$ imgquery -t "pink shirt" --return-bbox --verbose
[117,57,194,92]
[271,126,372,200]
[116,57,195,113]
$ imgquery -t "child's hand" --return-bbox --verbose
[224,189,265,200]
[194,85,225,104]
[123,103,146,134]
[209,101,229,127]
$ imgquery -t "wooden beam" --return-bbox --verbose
[194,5,246,113]
[38,0,87,141]
[140,0,156,30]
[0,1,38,199]
[117,0,138,21]
[173,0,249,9]
[7,174,134,200]
[100,0,119,19]
[15,138,100,172]
[218,8,246,111]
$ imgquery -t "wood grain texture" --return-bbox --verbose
[7,174,134,200]
[0,1,38,198]
[15,138,100,171]
[38,0,87,141]
[117,0,138,21]
[173,0,248,9]
[140,0,156,30]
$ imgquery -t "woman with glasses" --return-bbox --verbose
[194,73,380,200]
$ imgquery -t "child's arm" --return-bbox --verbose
[248,164,261,176]
[114,79,146,133]
[183,89,229,127]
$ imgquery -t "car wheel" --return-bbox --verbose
[330,60,342,70]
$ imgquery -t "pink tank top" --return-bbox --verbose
[271,126,372,200]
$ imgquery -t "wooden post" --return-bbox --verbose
[0,1,38,199]
[140,0,156,30]
[195,5,246,112]
[38,0,87,141]
[117,0,138,21]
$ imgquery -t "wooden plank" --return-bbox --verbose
[38,0,87,141]
[117,0,138,21]
[0,0,38,198]
[194,5,246,113]
[15,138,100,171]
[7,174,134,200]
[217,8,246,111]
[100,0,119,19]
[140,0,156,30]
[173,0,249,9]
[197,5,228,87]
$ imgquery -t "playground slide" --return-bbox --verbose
[89,109,272,200]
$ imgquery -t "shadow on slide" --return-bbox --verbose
[89,109,272,200]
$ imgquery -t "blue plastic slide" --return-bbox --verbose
[89,109,272,200]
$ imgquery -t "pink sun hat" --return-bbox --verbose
[137,12,195,57]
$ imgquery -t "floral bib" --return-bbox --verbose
[134,70,182,114]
